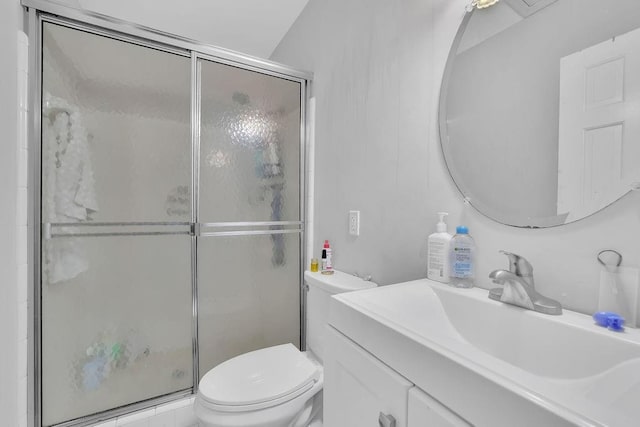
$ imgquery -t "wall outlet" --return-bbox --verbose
[348,210,360,236]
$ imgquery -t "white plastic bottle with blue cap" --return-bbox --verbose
[449,225,475,288]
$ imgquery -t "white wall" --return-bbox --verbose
[271,0,640,317]
[0,1,25,427]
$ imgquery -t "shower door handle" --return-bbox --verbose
[43,223,52,240]
[378,412,396,427]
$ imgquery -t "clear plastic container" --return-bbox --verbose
[449,226,475,288]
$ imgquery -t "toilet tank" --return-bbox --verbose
[304,270,377,362]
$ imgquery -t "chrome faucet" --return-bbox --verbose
[488,251,562,315]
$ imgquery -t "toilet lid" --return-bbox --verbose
[199,344,321,408]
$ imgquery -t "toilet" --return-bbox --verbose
[194,270,377,427]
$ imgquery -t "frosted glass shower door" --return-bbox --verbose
[40,23,193,426]
[197,58,303,376]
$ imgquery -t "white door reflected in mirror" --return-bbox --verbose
[558,27,640,222]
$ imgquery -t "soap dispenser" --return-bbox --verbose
[427,212,452,283]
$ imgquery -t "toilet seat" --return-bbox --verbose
[198,344,321,412]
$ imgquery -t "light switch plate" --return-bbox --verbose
[349,210,360,236]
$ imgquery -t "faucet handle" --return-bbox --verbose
[499,250,533,277]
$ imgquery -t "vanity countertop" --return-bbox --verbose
[329,279,640,427]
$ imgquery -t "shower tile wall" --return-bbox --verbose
[17,29,30,427]
[0,2,22,426]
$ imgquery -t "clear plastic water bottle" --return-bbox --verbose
[449,226,475,288]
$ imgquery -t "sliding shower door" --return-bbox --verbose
[38,16,306,427]
[40,23,193,426]
[197,59,303,376]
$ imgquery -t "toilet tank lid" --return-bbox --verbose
[304,270,377,294]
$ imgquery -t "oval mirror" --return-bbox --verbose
[440,0,640,227]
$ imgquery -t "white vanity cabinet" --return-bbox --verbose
[408,388,470,427]
[324,326,412,427]
[324,325,470,427]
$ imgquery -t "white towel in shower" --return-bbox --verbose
[42,94,98,284]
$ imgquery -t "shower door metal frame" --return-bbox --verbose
[26,3,312,426]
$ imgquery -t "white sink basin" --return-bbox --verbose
[430,284,640,379]
[330,278,640,427]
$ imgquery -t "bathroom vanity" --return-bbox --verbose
[324,279,640,427]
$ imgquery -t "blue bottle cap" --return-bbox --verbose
[593,311,625,331]
[456,226,469,234]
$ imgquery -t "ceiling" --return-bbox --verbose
[48,0,310,59]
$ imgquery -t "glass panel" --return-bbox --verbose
[198,233,301,376]
[41,23,193,426]
[41,235,192,426]
[199,59,301,223]
[42,23,191,224]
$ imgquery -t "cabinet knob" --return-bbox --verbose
[378,412,396,427]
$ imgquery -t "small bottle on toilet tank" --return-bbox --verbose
[321,240,334,275]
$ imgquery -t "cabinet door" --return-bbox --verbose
[324,326,413,427]
[408,387,471,427]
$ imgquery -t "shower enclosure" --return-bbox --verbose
[30,4,309,427]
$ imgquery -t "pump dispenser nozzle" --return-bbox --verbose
[436,212,449,233]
